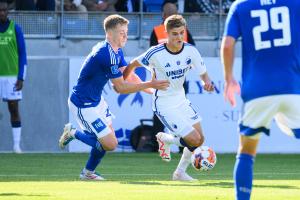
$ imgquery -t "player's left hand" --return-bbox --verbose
[224,79,240,107]
[14,80,23,91]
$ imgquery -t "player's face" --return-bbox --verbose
[0,3,8,23]
[111,24,128,48]
[167,26,185,50]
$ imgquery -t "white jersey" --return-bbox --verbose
[136,43,206,136]
[137,43,207,109]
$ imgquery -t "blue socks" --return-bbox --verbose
[86,147,106,171]
[74,130,103,151]
[179,138,197,152]
[74,130,106,172]
[234,153,255,200]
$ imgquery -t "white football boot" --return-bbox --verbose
[172,170,197,181]
[156,132,171,162]
[59,123,75,149]
[79,169,105,181]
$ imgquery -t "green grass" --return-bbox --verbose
[0,153,299,200]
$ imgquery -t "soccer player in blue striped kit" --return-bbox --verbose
[221,0,300,199]
[58,14,169,181]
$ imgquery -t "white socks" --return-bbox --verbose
[176,147,193,172]
[162,132,182,147]
[12,127,21,151]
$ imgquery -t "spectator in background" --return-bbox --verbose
[0,0,27,153]
[82,0,116,11]
[150,2,195,46]
[197,0,232,14]
[163,0,202,13]
[56,0,87,11]
[16,0,55,11]
[164,0,232,13]
[114,0,141,12]
[6,0,15,10]
[150,2,195,146]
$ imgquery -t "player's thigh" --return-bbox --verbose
[274,95,300,138]
[7,100,19,115]
[239,96,279,137]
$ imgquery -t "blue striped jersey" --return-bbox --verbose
[70,41,127,108]
[224,0,300,102]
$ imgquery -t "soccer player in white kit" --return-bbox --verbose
[124,15,214,181]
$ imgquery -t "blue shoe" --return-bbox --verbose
[59,123,75,149]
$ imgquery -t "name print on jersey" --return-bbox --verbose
[166,66,190,79]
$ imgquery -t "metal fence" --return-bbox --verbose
[9,11,227,40]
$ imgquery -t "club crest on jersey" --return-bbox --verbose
[186,57,191,65]
[110,65,119,75]
[176,61,181,65]
[142,57,149,66]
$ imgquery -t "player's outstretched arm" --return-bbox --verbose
[123,60,141,80]
[119,65,152,94]
[111,76,169,94]
[220,36,240,107]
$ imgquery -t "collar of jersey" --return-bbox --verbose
[164,43,185,55]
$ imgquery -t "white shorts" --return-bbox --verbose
[0,77,22,101]
[239,95,300,139]
[154,98,201,137]
[68,97,115,138]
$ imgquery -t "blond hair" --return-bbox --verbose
[103,14,129,32]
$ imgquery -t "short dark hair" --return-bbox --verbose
[164,14,186,32]
[103,14,129,32]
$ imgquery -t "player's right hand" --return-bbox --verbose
[151,79,170,91]
[224,79,240,107]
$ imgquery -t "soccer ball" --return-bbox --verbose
[191,146,217,171]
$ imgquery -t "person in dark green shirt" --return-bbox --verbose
[0,0,27,153]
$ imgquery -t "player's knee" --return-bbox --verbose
[199,135,205,146]
[191,134,205,147]
[102,139,118,151]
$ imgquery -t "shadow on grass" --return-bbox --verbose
[120,180,231,187]
[121,180,300,190]
[0,193,49,197]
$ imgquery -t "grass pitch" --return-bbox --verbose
[0,153,299,200]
